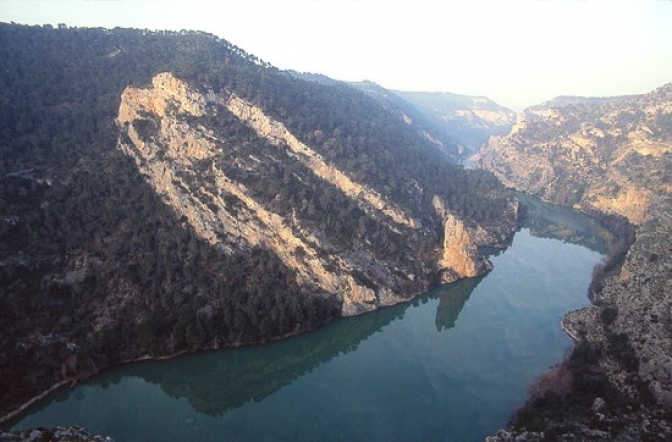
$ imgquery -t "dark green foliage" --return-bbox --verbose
[587,211,636,297]
[0,23,514,418]
[606,332,639,372]
[600,307,618,326]
[0,23,338,415]
[511,341,621,435]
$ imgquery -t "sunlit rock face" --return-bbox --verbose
[432,196,492,282]
[480,83,672,438]
[0,25,523,423]
[117,73,512,316]
[477,84,672,226]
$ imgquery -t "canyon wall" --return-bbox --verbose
[480,84,672,440]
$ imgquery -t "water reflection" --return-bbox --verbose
[518,193,610,254]
[47,279,479,419]
[434,277,481,331]
[10,196,608,441]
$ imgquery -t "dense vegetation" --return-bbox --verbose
[0,23,513,419]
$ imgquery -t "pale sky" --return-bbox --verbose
[2,0,671,110]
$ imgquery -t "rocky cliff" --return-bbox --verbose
[432,196,493,281]
[116,72,503,316]
[478,84,672,440]
[0,23,519,423]
[393,90,517,156]
[477,85,672,224]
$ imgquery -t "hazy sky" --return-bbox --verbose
[2,0,672,110]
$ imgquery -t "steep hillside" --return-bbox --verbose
[479,85,672,440]
[289,76,515,161]
[348,81,464,160]
[394,90,517,156]
[0,23,518,421]
[478,86,672,224]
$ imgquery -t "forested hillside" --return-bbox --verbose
[347,80,464,160]
[0,23,518,420]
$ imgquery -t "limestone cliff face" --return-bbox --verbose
[479,84,672,438]
[222,93,418,230]
[116,73,504,316]
[478,84,672,226]
[0,25,522,424]
[118,74,384,315]
[432,196,492,282]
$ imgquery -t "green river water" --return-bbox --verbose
[10,199,608,441]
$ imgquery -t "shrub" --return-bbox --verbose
[528,362,574,402]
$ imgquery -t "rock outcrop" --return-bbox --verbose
[116,72,509,316]
[479,83,672,439]
[477,85,672,224]
[432,196,492,282]
[1,426,114,442]
[0,23,520,423]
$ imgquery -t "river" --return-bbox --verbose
[9,199,608,441]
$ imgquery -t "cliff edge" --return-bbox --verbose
[479,84,672,440]
[0,23,520,422]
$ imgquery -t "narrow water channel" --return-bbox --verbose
[10,200,608,441]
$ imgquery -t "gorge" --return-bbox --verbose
[479,86,672,440]
[0,23,517,424]
[1,21,671,441]
[7,201,606,441]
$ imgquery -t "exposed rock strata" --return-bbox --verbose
[478,84,672,439]
[432,196,492,282]
[0,69,518,423]
[116,72,507,315]
[477,85,672,224]
[0,24,520,428]
[118,74,386,315]
[223,93,418,230]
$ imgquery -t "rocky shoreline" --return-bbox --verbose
[479,84,672,440]
[487,216,672,440]
[0,426,114,442]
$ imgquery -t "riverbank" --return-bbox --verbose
[6,224,603,441]
[0,426,114,442]
[0,313,340,426]
[490,210,672,440]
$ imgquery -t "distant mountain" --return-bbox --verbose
[0,23,518,420]
[290,74,516,161]
[393,90,517,156]
[349,81,465,160]
[478,84,672,440]
[287,75,463,160]
[528,94,635,109]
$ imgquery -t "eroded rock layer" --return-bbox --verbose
[116,73,508,316]
[479,84,672,439]
[0,24,519,423]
